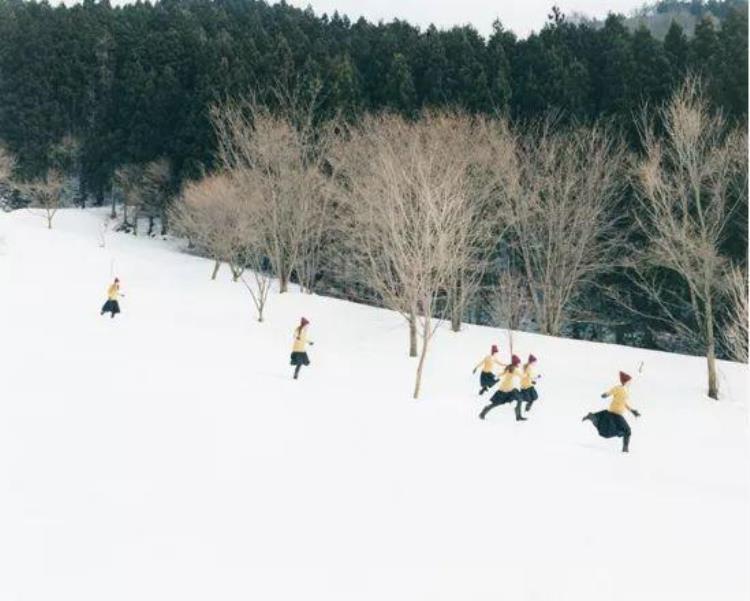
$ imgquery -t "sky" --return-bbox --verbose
[284,0,649,38]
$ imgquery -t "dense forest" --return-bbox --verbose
[0,0,747,362]
[0,0,746,185]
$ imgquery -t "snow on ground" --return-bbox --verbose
[0,208,748,601]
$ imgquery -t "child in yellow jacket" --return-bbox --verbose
[479,355,527,422]
[520,354,541,412]
[100,278,122,318]
[472,344,505,395]
[583,371,641,453]
[290,317,313,379]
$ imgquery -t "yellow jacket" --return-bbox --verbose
[107,283,119,301]
[292,327,310,353]
[475,354,504,373]
[521,365,535,389]
[606,385,632,415]
[499,368,520,392]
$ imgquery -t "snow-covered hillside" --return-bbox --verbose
[0,209,748,601]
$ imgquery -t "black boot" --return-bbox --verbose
[479,387,487,395]
[582,412,593,422]
[525,401,534,412]
[293,365,301,380]
[622,435,630,453]
[515,401,527,421]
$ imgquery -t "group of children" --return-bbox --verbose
[100,278,640,453]
[473,346,539,422]
[473,345,641,453]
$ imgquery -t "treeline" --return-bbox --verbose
[170,81,747,399]
[0,0,747,189]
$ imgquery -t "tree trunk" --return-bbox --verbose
[110,191,117,219]
[147,215,154,236]
[211,260,221,280]
[450,303,461,332]
[279,272,289,293]
[705,300,719,400]
[450,279,462,332]
[409,309,418,357]
[413,318,431,399]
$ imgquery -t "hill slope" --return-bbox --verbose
[0,209,748,601]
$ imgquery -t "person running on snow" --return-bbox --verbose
[472,344,505,395]
[520,354,541,412]
[582,371,641,453]
[100,277,122,318]
[290,317,314,379]
[479,354,527,422]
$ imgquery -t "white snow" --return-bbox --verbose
[1,208,748,601]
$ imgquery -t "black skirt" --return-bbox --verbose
[101,299,120,314]
[589,410,631,438]
[290,351,310,366]
[489,389,519,405]
[520,387,538,403]
[480,371,498,388]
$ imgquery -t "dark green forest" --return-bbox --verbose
[0,0,746,192]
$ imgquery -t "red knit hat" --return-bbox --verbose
[511,354,521,366]
[300,317,309,327]
[491,345,499,354]
[528,354,537,363]
[619,371,632,385]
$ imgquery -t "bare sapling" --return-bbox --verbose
[22,169,65,229]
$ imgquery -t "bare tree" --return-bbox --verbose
[141,159,173,236]
[332,112,486,398]
[22,169,65,229]
[503,118,626,336]
[632,79,748,399]
[114,163,145,232]
[722,265,748,363]
[171,173,246,280]
[172,171,274,321]
[211,92,334,293]
[452,117,521,333]
[0,144,15,182]
[488,264,533,356]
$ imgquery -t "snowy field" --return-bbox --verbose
[0,208,748,601]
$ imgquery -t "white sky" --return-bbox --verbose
[284,0,648,38]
